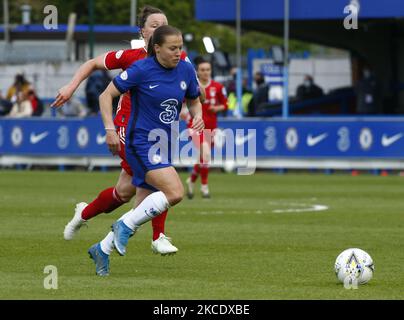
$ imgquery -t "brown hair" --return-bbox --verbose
[138,5,165,29]
[147,25,182,57]
[194,57,211,69]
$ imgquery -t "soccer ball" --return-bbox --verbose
[223,160,236,173]
[334,248,374,285]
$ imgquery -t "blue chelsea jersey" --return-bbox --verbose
[113,56,200,145]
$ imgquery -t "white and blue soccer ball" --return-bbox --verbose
[334,248,374,285]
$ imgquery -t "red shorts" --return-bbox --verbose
[117,126,133,176]
[189,128,215,149]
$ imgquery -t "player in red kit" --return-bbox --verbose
[51,6,197,255]
[184,58,228,198]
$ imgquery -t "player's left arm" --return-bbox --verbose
[184,63,204,131]
[186,97,204,132]
[183,53,206,104]
[198,80,206,103]
[180,102,191,122]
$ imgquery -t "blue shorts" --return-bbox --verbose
[125,142,172,191]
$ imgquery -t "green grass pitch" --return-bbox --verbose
[0,169,403,299]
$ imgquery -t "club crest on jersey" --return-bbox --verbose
[159,98,178,124]
[115,50,124,59]
[120,71,128,80]
[180,81,187,90]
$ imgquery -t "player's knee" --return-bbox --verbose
[115,186,135,203]
[166,186,184,206]
[118,191,133,203]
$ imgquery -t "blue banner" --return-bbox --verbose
[196,0,404,21]
[0,118,107,156]
[1,117,404,158]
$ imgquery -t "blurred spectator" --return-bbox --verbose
[58,95,88,117]
[85,70,111,115]
[296,75,324,101]
[28,89,44,117]
[247,71,270,116]
[0,90,12,116]
[227,78,252,116]
[356,66,381,114]
[6,91,33,118]
[5,73,35,118]
[6,73,32,102]
[226,67,238,94]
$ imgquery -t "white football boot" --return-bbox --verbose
[63,202,88,240]
[151,233,179,256]
[201,184,210,199]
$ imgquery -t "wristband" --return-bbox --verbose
[105,127,115,131]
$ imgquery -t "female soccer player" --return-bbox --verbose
[184,58,228,198]
[52,6,195,255]
[88,25,204,276]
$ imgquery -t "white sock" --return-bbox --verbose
[118,210,132,221]
[123,191,170,230]
[187,177,194,193]
[100,231,114,255]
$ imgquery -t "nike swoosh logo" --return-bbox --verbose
[96,133,107,145]
[381,133,403,147]
[30,131,49,144]
[235,132,255,146]
[149,84,159,89]
[307,133,328,146]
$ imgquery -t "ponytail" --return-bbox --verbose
[147,34,155,57]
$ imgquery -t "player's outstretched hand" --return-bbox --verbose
[51,85,74,108]
[106,130,121,156]
[191,115,205,133]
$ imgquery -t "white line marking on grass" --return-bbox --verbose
[194,206,327,215]
[190,200,328,215]
[271,203,329,213]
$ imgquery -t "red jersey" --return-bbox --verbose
[104,48,189,127]
[188,80,228,130]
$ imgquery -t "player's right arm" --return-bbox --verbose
[100,63,142,155]
[99,82,122,156]
[51,54,107,107]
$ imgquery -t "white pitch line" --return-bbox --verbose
[272,204,329,213]
[188,201,329,215]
